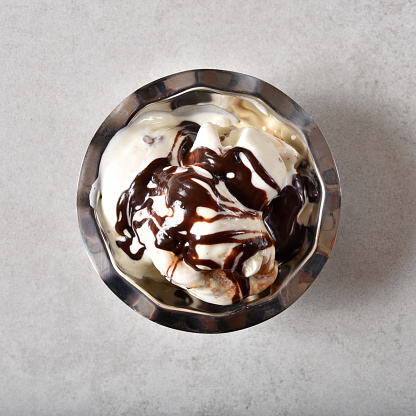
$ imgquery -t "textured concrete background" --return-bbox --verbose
[1,1,416,415]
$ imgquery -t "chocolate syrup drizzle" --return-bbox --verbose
[184,146,279,211]
[263,172,318,263]
[115,121,319,302]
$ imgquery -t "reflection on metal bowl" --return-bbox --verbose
[77,69,341,333]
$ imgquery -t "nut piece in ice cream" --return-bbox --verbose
[92,103,318,305]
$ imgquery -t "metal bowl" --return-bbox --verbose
[77,69,341,333]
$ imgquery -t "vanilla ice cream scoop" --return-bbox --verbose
[94,104,317,305]
[119,163,277,304]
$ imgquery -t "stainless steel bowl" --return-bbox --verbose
[77,69,341,333]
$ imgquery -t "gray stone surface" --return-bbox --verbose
[1,0,415,415]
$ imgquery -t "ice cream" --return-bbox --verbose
[92,101,318,305]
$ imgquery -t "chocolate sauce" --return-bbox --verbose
[263,174,318,263]
[115,157,170,259]
[116,158,272,275]
[227,270,250,303]
[183,146,280,211]
[114,121,319,302]
[171,120,200,164]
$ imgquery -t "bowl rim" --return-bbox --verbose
[77,69,341,333]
